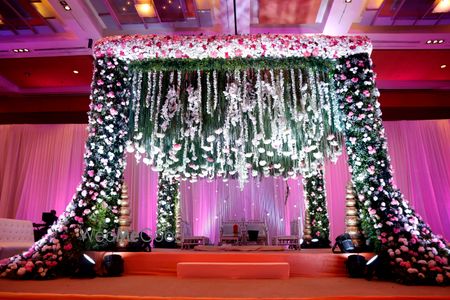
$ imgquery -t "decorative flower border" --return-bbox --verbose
[94,34,372,61]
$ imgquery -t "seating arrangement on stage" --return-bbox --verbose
[219,220,270,246]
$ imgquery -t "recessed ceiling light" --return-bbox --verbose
[59,1,71,11]
[73,70,79,74]
[441,64,447,69]
[426,39,445,44]
[345,0,352,3]
[12,48,30,53]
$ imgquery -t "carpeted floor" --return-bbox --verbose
[0,275,449,300]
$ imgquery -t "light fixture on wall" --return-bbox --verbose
[345,0,352,3]
[73,70,79,74]
[441,64,447,69]
[433,0,450,13]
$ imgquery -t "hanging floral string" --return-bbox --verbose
[127,58,344,188]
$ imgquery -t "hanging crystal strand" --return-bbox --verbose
[290,68,298,119]
[145,71,153,108]
[176,70,183,141]
[307,68,317,112]
[130,71,138,133]
[152,71,163,137]
[328,77,342,132]
[206,71,212,115]
[322,81,332,127]
[134,72,143,132]
[256,69,264,134]
[169,70,174,85]
[151,70,158,112]
[213,70,218,111]
[197,69,203,136]
[298,68,306,112]
[269,69,276,114]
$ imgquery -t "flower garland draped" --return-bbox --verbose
[0,34,447,285]
[0,57,131,278]
[334,53,449,284]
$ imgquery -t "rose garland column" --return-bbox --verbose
[334,53,449,284]
[0,56,131,278]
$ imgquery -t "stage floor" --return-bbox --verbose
[0,275,449,300]
[115,248,374,277]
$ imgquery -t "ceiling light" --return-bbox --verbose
[441,64,447,69]
[31,2,55,18]
[59,1,71,11]
[73,70,79,74]
[12,48,30,53]
[433,0,450,13]
[345,0,352,3]
[135,3,156,18]
[426,39,445,44]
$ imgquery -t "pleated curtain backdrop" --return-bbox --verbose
[0,120,448,242]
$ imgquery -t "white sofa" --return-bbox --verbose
[0,218,35,260]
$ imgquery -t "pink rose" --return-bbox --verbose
[63,243,73,251]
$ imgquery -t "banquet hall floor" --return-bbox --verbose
[0,275,449,300]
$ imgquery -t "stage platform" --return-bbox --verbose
[1,249,449,300]
[1,275,449,300]
[116,248,374,278]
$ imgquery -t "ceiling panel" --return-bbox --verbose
[0,55,93,89]
[257,0,323,25]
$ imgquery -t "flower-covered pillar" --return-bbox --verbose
[156,175,179,244]
[0,57,131,278]
[303,167,330,247]
[334,53,449,284]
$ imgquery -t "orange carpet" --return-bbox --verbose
[0,275,449,300]
[117,249,374,277]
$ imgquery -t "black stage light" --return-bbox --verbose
[103,254,124,276]
[127,231,152,251]
[346,254,367,278]
[73,254,96,278]
[365,253,392,280]
[332,233,355,253]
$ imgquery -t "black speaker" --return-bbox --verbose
[346,254,367,278]
[103,254,124,276]
[88,38,93,49]
[332,233,355,253]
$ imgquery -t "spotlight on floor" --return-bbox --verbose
[103,254,124,276]
[332,233,355,253]
[346,254,366,278]
[73,253,96,278]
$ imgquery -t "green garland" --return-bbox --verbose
[303,167,330,246]
[156,175,179,240]
[132,57,334,72]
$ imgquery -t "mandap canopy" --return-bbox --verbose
[0,34,448,284]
